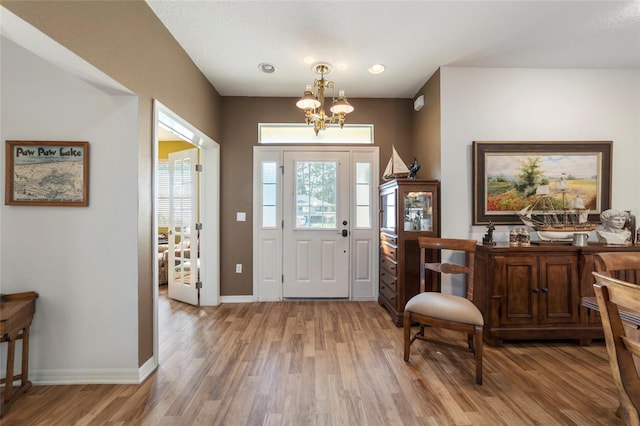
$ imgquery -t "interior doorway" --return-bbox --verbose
[152,100,220,363]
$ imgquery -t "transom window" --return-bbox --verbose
[259,123,374,144]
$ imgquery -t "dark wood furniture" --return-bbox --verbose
[473,243,640,346]
[404,237,483,384]
[0,291,38,418]
[379,179,439,326]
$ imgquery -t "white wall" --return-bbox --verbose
[1,37,140,383]
[440,67,640,294]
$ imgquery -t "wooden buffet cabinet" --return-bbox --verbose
[378,179,440,326]
[473,243,640,346]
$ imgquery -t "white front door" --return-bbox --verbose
[282,151,350,298]
[168,148,199,305]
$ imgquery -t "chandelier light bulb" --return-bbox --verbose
[296,62,355,134]
[330,90,354,115]
[296,84,321,110]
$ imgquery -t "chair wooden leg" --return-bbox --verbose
[474,325,483,385]
[404,312,411,362]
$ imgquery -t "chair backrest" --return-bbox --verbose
[418,236,477,300]
[594,252,640,284]
[592,271,640,424]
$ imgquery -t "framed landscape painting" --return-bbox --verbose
[472,141,612,225]
[5,140,89,206]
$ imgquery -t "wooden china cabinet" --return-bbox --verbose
[378,179,440,326]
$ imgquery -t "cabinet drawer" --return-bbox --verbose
[380,269,397,291]
[380,243,398,261]
[380,256,398,275]
[380,233,397,245]
[380,282,397,305]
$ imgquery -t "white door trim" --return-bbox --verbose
[153,100,220,366]
[253,146,379,302]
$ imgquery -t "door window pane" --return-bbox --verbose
[172,158,192,229]
[296,161,337,229]
[156,160,169,226]
[262,161,277,228]
[355,162,371,228]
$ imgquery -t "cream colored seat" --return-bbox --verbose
[403,237,483,384]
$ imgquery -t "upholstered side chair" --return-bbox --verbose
[403,237,484,384]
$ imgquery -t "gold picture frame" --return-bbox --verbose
[5,140,89,206]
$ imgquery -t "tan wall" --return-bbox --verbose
[4,0,223,366]
[221,97,412,295]
[411,69,441,180]
[4,0,415,360]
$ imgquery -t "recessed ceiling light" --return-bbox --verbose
[368,64,386,74]
[304,56,315,64]
[336,63,348,70]
[258,63,276,74]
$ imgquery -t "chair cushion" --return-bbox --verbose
[405,292,484,325]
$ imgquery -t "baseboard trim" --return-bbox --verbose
[32,357,158,385]
[138,356,158,383]
[220,295,255,303]
[219,296,376,303]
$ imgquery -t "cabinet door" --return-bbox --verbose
[538,255,579,324]
[496,255,538,326]
[380,187,397,232]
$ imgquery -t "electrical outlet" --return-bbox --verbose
[235,264,242,273]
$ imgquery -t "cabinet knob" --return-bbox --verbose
[541,287,549,293]
[532,288,540,293]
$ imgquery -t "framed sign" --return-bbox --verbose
[472,141,612,225]
[5,140,89,206]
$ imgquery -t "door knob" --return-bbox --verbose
[342,229,349,237]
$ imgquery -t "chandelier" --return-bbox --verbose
[296,63,354,135]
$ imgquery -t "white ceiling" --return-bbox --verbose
[146,1,640,99]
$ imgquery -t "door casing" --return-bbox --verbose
[153,100,220,366]
[253,146,379,301]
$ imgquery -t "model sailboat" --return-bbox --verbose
[516,175,596,242]
[383,146,410,180]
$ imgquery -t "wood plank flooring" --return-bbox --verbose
[3,287,623,425]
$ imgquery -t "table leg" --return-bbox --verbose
[3,333,16,405]
[20,328,30,386]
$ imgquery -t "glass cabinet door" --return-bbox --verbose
[404,191,433,231]
[381,190,396,231]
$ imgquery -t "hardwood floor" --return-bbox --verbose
[3,287,622,425]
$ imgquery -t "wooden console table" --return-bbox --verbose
[0,291,38,418]
[473,243,640,346]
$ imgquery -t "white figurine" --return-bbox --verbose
[596,209,631,244]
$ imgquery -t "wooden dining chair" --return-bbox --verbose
[403,237,483,384]
[593,271,640,426]
[594,252,640,284]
